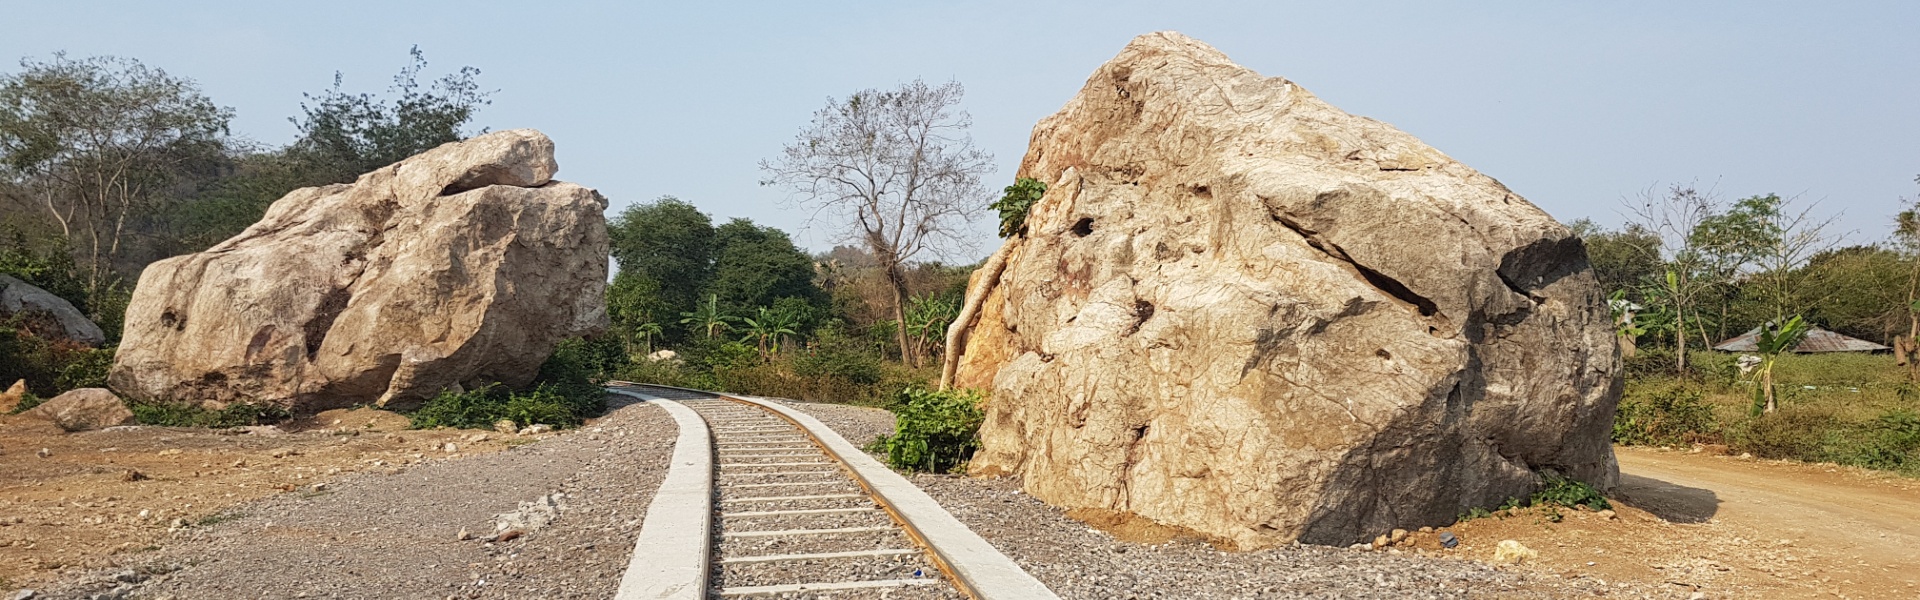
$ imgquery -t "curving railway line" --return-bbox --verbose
[606,382,1057,600]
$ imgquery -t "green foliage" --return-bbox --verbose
[1531,474,1612,510]
[9,390,43,414]
[709,218,826,316]
[1570,219,1662,300]
[680,293,738,340]
[407,338,610,430]
[1751,316,1811,416]
[1614,378,1719,446]
[54,346,113,390]
[610,196,716,337]
[129,401,289,428]
[990,177,1046,238]
[869,386,985,473]
[289,46,490,179]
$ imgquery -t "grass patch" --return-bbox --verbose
[194,511,243,527]
[1614,351,1920,476]
[8,390,43,414]
[129,401,289,428]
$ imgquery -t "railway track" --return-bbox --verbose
[609,383,1055,600]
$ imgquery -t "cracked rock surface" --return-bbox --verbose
[952,31,1619,549]
[109,129,609,413]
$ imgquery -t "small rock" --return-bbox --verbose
[157,448,183,457]
[1492,539,1538,564]
[1390,528,1408,544]
[310,483,328,492]
[1418,526,1433,533]
[457,528,472,541]
[493,420,518,434]
[1372,534,1390,549]
[268,448,297,459]
[120,469,147,482]
[495,529,524,543]
[1439,531,1459,548]
[1688,592,1706,600]
[7,589,35,600]
[1597,509,1617,520]
[36,448,51,458]
[518,424,552,435]
[465,433,488,443]
[442,443,458,453]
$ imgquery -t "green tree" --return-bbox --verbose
[0,53,232,296]
[610,196,715,338]
[707,217,826,315]
[288,46,491,181]
[1568,219,1663,300]
[990,177,1046,238]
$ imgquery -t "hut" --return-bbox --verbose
[1712,326,1890,353]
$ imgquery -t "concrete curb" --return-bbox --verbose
[729,395,1061,600]
[609,389,711,600]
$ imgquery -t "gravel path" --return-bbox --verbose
[781,400,1653,600]
[37,395,675,600]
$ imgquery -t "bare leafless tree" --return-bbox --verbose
[761,79,992,366]
[1628,182,1725,373]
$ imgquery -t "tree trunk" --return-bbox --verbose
[1675,310,1689,374]
[1763,368,1777,414]
[886,263,914,367]
[941,240,1018,390]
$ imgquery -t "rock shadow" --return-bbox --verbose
[1611,472,1720,524]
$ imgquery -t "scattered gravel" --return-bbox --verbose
[36,395,676,600]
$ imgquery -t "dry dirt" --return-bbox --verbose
[0,406,528,591]
[1422,446,1920,599]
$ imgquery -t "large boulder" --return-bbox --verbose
[24,388,134,431]
[949,32,1619,549]
[0,274,106,346]
[109,129,609,413]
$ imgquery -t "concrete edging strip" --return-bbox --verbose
[727,395,1061,600]
[610,389,712,600]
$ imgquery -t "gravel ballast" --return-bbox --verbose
[38,395,676,600]
[782,400,1652,599]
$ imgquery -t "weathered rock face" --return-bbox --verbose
[951,32,1619,549]
[0,274,106,346]
[24,388,134,431]
[109,129,609,413]
[1,379,26,412]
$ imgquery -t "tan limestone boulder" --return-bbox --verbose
[0,379,25,412]
[948,32,1619,549]
[24,388,134,431]
[109,129,609,413]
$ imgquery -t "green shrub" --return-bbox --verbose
[407,338,612,430]
[55,347,114,390]
[1725,409,1836,461]
[868,386,985,473]
[129,401,290,428]
[989,177,1046,238]
[1530,474,1611,510]
[1614,378,1719,446]
[9,390,43,414]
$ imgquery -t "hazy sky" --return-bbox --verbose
[7,1,1917,261]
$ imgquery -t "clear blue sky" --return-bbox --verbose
[8,1,1917,260]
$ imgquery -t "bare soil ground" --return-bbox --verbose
[0,406,534,593]
[1436,446,1920,599]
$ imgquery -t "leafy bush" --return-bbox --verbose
[1531,474,1611,510]
[989,177,1046,238]
[55,347,114,390]
[129,401,290,428]
[407,338,612,430]
[1613,378,1719,446]
[868,386,985,473]
[9,390,43,414]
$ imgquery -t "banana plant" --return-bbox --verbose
[1751,315,1810,416]
[678,294,737,340]
[739,307,798,362]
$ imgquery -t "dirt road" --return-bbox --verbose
[1444,447,1920,599]
[1615,447,1920,597]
